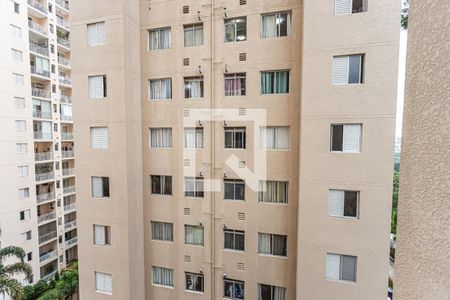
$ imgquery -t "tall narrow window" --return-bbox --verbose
[260,126,290,149]
[184,177,204,198]
[332,54,364,84]
[151,175,172,195]
[184,24,203,47]
[95,272,112,294]
[152,266,173,287]
[10,24,22,38]
[224,127,246,149]
[11,49,23,62]
[89,75,107,98]
[184,77,204,98]
[224,278,244,299]
[258,284,287,300]
[13,73,24,85]
[87,22,106,47]
[16,143,28,154]
[261,71,290,94]
[15,120,26,131]
[335,0,367,15]
[151,221,173,241]
[14,97,25,109]
[148,27,171,50]
[150,128,172,148]
[185,225,204,246]
[330,124,362,152]
[184,127,204,148]
[328,190,359,218]
[258,233,287,257]
[185,272,204,292]
[93,225,111,246]
[326,253,357,282]
[225,73,246,96]
[224,17,247,42]
[90,127,109,149]
[224,179,245,201]
[261,12,291,38]
[224,229,245,251]
[20,209,31,220]
[149,78,171,100]
[17,165,29,177]
[259,181,288,204]
[19,188,30,199]
[91,176,110,198]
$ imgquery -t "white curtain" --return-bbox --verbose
[184,128,196,148]
[258,233,271,254]
[275,127,289,149]
[190,80,202,98]
[262,14,276,38]
[149,28,171,50]
[151,128,172,148]
[185,225,203,245]
[153,267,173,286]
[150,79,171,100]
[60,104,72,118]
[273,287,286,300]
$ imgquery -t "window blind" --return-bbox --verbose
[94,225,106,245]
[90,127,108,149]
[88,22,105,47]
[332,56,349,84]
[342,124,361,152]
[152,266,174,286]
[328,190,345,216]
[335,0,352,15]
[91,177,103,197]
[95,272,112,294]
[89,75,105,98]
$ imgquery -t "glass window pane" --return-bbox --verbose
[224,181,235,199]
[332,125,343,151]
[341,255,356,281]
[344,191,358,217]
[225,22,236,42]
[278,13,288,36]
[234,182,245,200]
[348,55,362,84]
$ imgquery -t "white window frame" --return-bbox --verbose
[90,127,109,149]
[151,221,173,241]
[148,27,171,50]
[152,266,174,287]
[326,253,357,282]
[328,190,360,218]
[95,271,112,294]
[149,128,172,148]
[87,22,106,47]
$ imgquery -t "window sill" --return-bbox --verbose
[330,151,362,154]
[151,239,174,244]
[185,290,204,295]
[152,284,174,289]
[223,249,245,254]
[184,244,205,248]
[257,253,288,259]
[148,98,172,101]
[95,290,112,296]
[328,215,359,220]
[326,278,357,285]
[223,198,246,202]
[258,201,288,206]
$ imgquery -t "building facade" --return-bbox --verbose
[395,1,450,299]
[0,0,77,288]
[71,0,399,299]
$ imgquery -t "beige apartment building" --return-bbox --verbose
[71,0,399,299]
[0,0,77,290]
[395,1,450,299]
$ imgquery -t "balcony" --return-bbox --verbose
[36,191,55,204]
[64,202,76,212]
[61,132,74,140]
[63,186,75,194]
[64,220,77,231]
[61,150,74,158]
[38,211,56,224]
[56,19,70,30]
[57,56,70,67]
[65,237,77,248]
[36,171,54,182]
[62,168,74,177]
[41,270,57,282]
[33,110,52,119]
[29,42,49,57]
[34,131,52,140]
[27,0,47,14]
[60,114,73,121]
[31,66,50,78]
[39,250,57,263]
[55,0,69,11]
[59,77,72,86]
[32,88,51,99]
[35,151,53,161]
[39,230,57,244]
[28,21,47,36]
[57,38,70,49]
[60,95,71,103]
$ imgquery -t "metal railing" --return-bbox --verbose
[38,211,56,224]
[57,38,70,48]
[34,131,53,140]
[35,151,53,161]
[58,77,72,85]
[27,0,47,14]
[64,202,76,211]
[33,110,52,119]
[39,250,57,263]
[55,0,69,10]
[63,186,75,194]
[32,88,51,99]
[42,270,57,282]
[39,230,57,244]
[60,114,73,121]
[28,21,47,36]
[36,191,55,203]
[62,168,74,176]
[36,171,54,182]
[65,237,77,248]
[64,220,77,230]
[58,56,70,66]
[60,95,71,103]
[30,66,50,78]
[29,42,49,56]
[56,18,70,29]
[61,150,74,158]
[61,132,74,140]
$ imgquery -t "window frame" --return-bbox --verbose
[149,78,172,100]
[224,17,247,43]
[330,124,362,153]
[184,177,204,198]
[260,70,290,94]
[185,272,204,293]
[224,127,246,149]
[224,73,246,96]
[328,189,360,219]
[184,76,204,99]
[258,232,288,257]
[224,229,245,251]
[152,266,174,287]
[326,253,358,283]
[149,128,173,148]
[148,27,172,50]
[224,278,245,300]
[184,224,204,246]
[184,23,204,47]
[224,179,245,201]
[184,127,204,149]
[93,224,111,246]
[151,221,174,242]
[261,11,292,38]
[258,181,289,204]
[150,175,173,195]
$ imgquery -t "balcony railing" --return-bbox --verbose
[58,77,72,85]
[60,114,73,121]
[57,56,70,66]
[63,186,75,194]
[39,250,57,263]
[56,18,70,30]
[57,38,70,48]
[64,202,76,212]
[28,21,47,36]
[36,171,54,182]
[34,131,53,140]
[35,151,53,161]
[29,42,49,56]
[42,270,57,282]
[62,168,74,176]
[28,0,47,14]
[61,132,74,140]
[39,230,57,244]
[64,220,77,230]
[38,211,56,224]
[32,88,51,99]
[65,237,77,248]
[61,150,74,158]
[60,95,71,103]
[30,66,50,78]
[33,110,52,119]
[36,191,55,203]
[55,0,69,10]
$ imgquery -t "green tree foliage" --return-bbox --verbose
[401,0,409,29]
[391,171,400,235]
[0,246,33,300]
